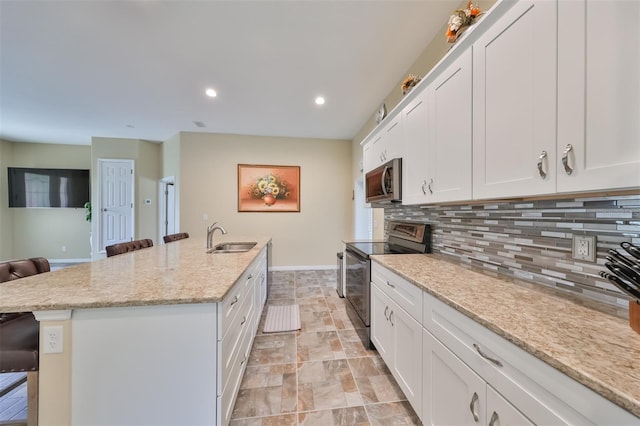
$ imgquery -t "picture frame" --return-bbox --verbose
[237,164,301,212]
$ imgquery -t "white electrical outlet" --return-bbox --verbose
[43,325,64,354]
[572,235,596,262]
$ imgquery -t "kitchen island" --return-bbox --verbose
[371,253,640,424]
[0,236,270,426]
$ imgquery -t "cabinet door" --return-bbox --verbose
[557,0,640,192]
[382,115,404,162]
[486,385,534,426]
[363,140,374,174]
[390,303,422,419]
[473,0,557,199]
[371,283,393,363]
[402,89,430,205]
[424,329,486,426]
[428,49,473,203]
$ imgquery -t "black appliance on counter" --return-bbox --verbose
[344,221,431,349]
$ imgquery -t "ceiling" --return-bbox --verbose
[0,0,460,146]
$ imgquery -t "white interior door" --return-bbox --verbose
[100,159,134,251]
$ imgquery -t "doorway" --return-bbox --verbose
[98,159,134,252]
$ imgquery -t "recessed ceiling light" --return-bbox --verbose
[205,88,217,98]
[315,96,325,105]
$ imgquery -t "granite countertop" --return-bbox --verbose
[371,254,640,419]
[0,236,270,312]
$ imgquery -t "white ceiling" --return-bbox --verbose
[0,0,460,146]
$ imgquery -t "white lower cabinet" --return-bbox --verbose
[371,282,423,419]
[217,246,268,425]
[370,263,640,426]
[424,328,533,425]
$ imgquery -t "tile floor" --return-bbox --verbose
[230,270,421,426]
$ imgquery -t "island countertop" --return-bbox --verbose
[0,236,271,312]
[371,253,640,419]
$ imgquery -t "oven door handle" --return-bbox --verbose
[381,166,389,196]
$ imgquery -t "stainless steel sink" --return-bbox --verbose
[208,242,257,253]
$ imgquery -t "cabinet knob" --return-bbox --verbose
[562,144,574,175]
[389,310,394,326]
[384,305,389,320]
[428,178,434,195]
[537,150,548,179]
[469,392,480,422]
[489,411,499,426]
[230,295,239,307]
[421,180,427,195]
[386,280,395,288]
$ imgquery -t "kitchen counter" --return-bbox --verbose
[0,235,271,312]
[371,253,640,419]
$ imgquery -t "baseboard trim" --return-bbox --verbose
[270,265,336,271]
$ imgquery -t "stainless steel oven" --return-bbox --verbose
[344,221,431,349]
[345,247,370,327]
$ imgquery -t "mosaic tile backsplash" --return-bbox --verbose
[384,194,640,308]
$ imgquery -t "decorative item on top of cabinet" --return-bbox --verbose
[401,74,421,95]
[375,102,387,124]
[446,1,483,43]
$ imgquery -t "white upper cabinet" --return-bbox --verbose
[472,0,557,199]
[556,0,640,193]
[402,88,430,204]
[403,49,472,205]
[367,114,404,173]
[427,49,473,203]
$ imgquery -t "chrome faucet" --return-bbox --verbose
[207,222,227,250]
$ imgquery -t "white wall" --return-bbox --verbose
[176,132,352,267]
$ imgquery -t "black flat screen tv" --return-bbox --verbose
[8,167,90,208]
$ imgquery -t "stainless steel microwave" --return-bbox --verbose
[365,158,401,204]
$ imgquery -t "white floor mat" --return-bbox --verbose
[263,304,301,333]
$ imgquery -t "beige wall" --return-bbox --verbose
[90,137,161,258]
[0,141,91,261]
[177,132,352,267]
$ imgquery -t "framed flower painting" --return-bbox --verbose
[237,164,300,212]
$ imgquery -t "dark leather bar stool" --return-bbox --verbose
[105,238,154,257]
[163,232,189,244]
[0,257,50,426]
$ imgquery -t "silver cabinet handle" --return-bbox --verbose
[489,411,499,426]
[240,355,247,366]
[386,280,395,288]
[428,178,433,194]
[421,180,427,195]
[240,316,246,326]
[537,150,548,178]
[384,305,389,320]
[230,295,239,306]
[469,392,480,422]
[473,343,503,367]
[562,144,573,175]
[247,274,253,280]
[389,310,394,326]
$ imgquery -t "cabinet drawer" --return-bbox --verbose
[219,269,254,341]
[218,307,255,426]
[423,291,638,425]
[371,262,422,322]
[219,288,254,393]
